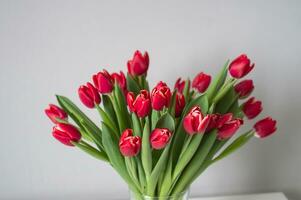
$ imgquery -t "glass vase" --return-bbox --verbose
[129,189,189,200]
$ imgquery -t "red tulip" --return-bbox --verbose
[151,81,172,111]
[234,79,254,99]
[174,78,188,93]
[111,71,127,94]
[217,118,243,140]
[45,104,68,124]
[183,106,211,135]
[206,113,233,131]
[242,97,263,119]
[229,54,254,78]
[92,70,113,94]
[175,92,185,117]
[254,117,277,138]
[119,129,141,157]
[78,82,101,108]
[52,123,81,146]
[192,72,211,93]
[127,90,151,118]
[127,50,149,76]
[150,128,172,150]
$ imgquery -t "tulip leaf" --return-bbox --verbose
[170,94,208,165]
[132,113,142,137]
[214,86,238,114]
[168,91,177,117]
[212,79,236,104]
[229,100,244,118]
[101,122,141,194]
[102,95,119,132]
[171,130,217,195]
[151,110,160,130]
[206,60,229,102]
[95,104,119,138]
[80,120,104,151]
[141,118,152,180]
[183,79,191,103]
[126,73,140,95]
[212,130,254,163]
[72,141,108,162]
[155,113,175,132]
[172,134,204,182]
[114,83,131,128]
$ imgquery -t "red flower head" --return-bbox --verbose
[183,106,211,135]
[78,82,101,108]
[192,72,211,93]
[45,104,68,124]
[242,97,263,119]
[92,69,113,94]
[52,123,81,146]
[234,79,254,99]
[175,92,185,117]
[217,118,244,140]
[150,128,172,150]
[127,90,151,118]
[254,117,277,138]
[127,50,149,76]
[174,78,189,93]
[119,129,141,157]
[229,54,254,78]
[151,81,172,111]
[111,71,127,94]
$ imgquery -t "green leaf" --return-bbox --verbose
[212,130,254,163]
[102,95,119,132]
[102,122,141,194]
[141,118,152,179]
[168,91,177,117]
[132,113,142,137]
[212,79,236,104]
[171,130,217,195]
[229,100,244,118]
[126,73,140,95]
[183,79,191,103]
[72,141,108,162]
[95,104,119,138]
[170,94,209,165]
[172,134,204,182]
[214,86,238,114]
[114,83,131,127]
[151,110,160,130]
[156,112,175,132]
[206,60,229,102]
[80,120,104,151]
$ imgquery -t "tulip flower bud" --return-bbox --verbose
[119,129,142,157]
[151,81,172,111]
[183,106,211,135]
[127,90,151,118]
[217,118,243,140]
[92,70,113,94]
[192,72,211,93]
[234,79,254,99]
[150,128,172,150]
[229,54,254,78]
[52,123,81,146]
[242,97,263,119]
[174,78,188,93]
[254,117,277,138]
[45,104,68,124]
[78,82,101,108]
[175,92,185,117]
[127,50,149,76]
[206,113,233,132]
[111,71,127,94]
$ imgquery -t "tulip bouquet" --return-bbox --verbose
[45,51,277,200]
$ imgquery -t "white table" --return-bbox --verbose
[193,192,287,200]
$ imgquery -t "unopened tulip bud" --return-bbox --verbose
[92,70,113,94]
[254,117,277,138]
[119,129,141,157]
[151,81,172,111]
[183,106,211,135]
[192,72,211,93]
[242,97,262,119]
[78,82,101,108]
[52,123,81,146]
[229,54,254,78]
[127,50,149,76]
[234,79,254,99]
[45,104,68,124]
[150,128,172,150]
[127,90,151,118]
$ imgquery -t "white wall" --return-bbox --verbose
[1,0,300,199]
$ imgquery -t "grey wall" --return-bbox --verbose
[0,0,300,199]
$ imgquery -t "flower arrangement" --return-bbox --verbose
[45,51,277,199]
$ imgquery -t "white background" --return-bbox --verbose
[0,0,300,199]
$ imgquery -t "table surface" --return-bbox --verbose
[192,192,287,200]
